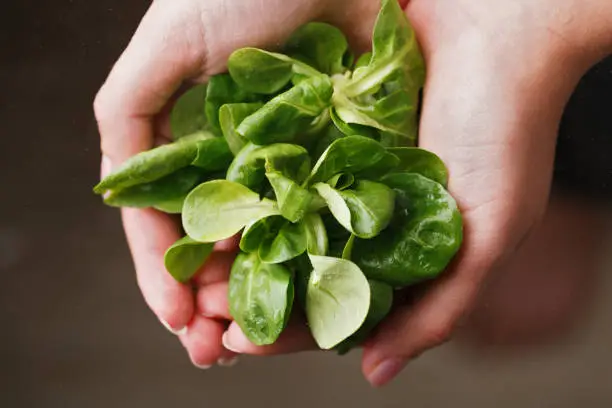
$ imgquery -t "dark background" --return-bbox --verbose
[2,1,612,407]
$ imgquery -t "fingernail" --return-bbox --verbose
[194,363,213,370]
[217,356,239,367]
[222,331,240,353]
[159,317,187,336]
[366,357,405,387]
[100,155,112,180]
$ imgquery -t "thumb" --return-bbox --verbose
[361,14,582,387]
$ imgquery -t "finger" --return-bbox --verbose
[121,208,193,333]
[359,5,579,388]
[213,234,241,253]
[222,320,317,356]
[196,282,231,320]
[95,2,209,334]
[193,251,236,286]
[178,315,227,368]
[361,244,487,387]
[94,1,207,164]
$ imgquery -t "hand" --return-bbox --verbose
[218,0,612,385]
[93,0,396,367]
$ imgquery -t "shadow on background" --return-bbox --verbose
[2,1,612,407]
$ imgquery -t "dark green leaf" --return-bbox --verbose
[284,22,351,75]
[228,48,320,94]
[219,103,263,155]
[386,147,448,186]
[103,167,203,209]
[239,216,282,253]
[313,180,395,239]
[326,173,355,190]
[307,135,390,185]
[191,137,233,171]
[259,219,308,264]
[227,143,310,192]
[237,75,333,145]
[164,236,214,283]
[205,74,258,133]
[229,252,294,345]
[353,173,463,287]
[266,167,312,223]
[170,84,209,140]
[94,133,207,194]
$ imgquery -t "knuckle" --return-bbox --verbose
[423,321,454,346]
[93,85,112,125]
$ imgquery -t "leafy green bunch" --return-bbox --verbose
[94,0,463,353]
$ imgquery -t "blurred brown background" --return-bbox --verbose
[2,1,612,407]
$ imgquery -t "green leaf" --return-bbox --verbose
[353,173,463,287]
[326,173,355,191]
[205,74,258,133]
[229,252,294,345]
[284,22,351,75]
[94,133,207,194]
[332,0,425,146]
[153,195,188,214]
[313,180,395,239]
[386,147,449,186]
[240,216,280,253]
[237,75,334,145]
[335,280,393,354]
[228,48,321,94]
[307,135,391,185]
[219,103,263,155]
[182,180,280,243]
[306,254,371,349]
[191,137,233,171]
[329,107,380,139]
[170,84,209,140]
[259,219,308,264]
[265,167,312,223]
[354,52,372,69]
[227,143,310,192]
[303,213,328,256]
[288,254,312,311]
[164,236,215,283]
[103,166,203,209]
[342,234,356,260]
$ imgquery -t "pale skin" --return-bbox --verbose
[95,0,612,386]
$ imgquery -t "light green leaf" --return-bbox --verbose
[182,180,280,243]
[303,213,328,256]
[335,279,393,354]
[164,236,214,283]
[306,254,370,349]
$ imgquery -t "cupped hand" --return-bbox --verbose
[218,0,612,385]
[94,0,394,368]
